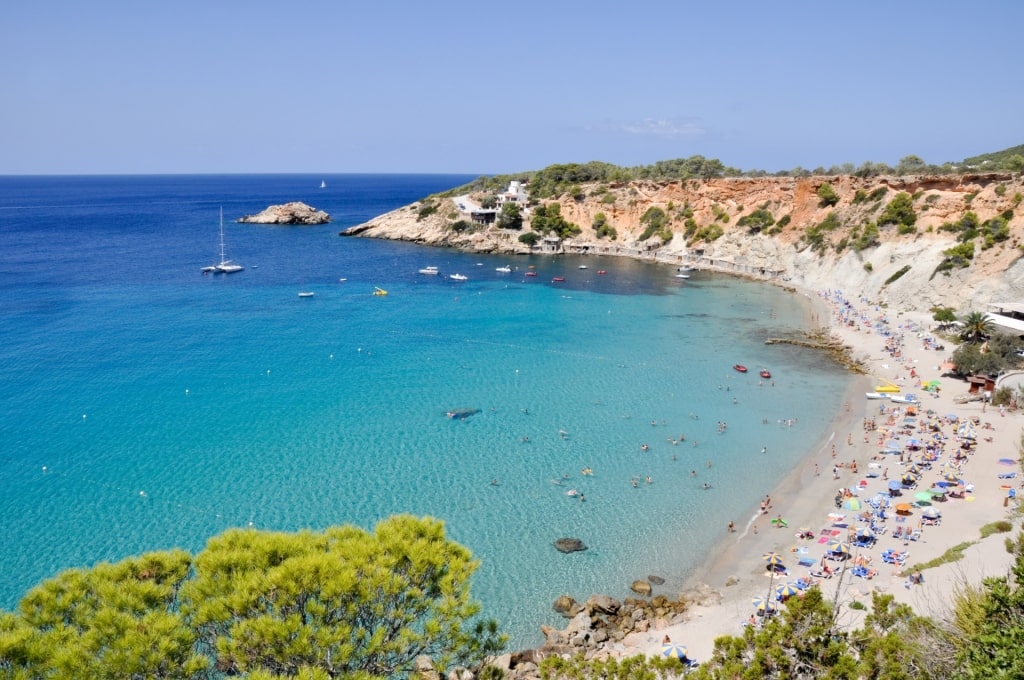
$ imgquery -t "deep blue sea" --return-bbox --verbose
[0,174,850,648]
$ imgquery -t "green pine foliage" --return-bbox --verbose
[0,516,506,679]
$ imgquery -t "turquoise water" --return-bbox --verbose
[0,175,849,648]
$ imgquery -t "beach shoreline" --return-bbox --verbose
[615,284,1022,664]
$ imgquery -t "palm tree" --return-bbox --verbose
[960,311,994,344]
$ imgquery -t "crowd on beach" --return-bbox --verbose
[627,287,1021,665]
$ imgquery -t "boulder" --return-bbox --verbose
[630,580,652,596]
[553,537,587,553]
[553,595,576,616]
[584,594,621,615]
[648,574,666,585]
[238,201,330,225]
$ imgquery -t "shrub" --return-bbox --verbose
[696,224,724,242]
[593,212,617,240]
[879,192,917,228]
[884,265,912,285]
[518,231,539,246]
[638,206,668,241]
[817,182,840,207]
[417,202,438,221]
[852,189,868,204]
[996,184,1007,197]
[683,218,698,238]
[736,208,775,234]
[854,222,880,251]
[863,262,874,272]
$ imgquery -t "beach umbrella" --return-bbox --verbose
[826,539,850,554]
[895,503,913,514]
[915,491,934,502]
[762,552,784,566]
[843,498,861,511]
[751,595,768,611]
[661,642,689,660]
[776,583,800,600]
[856,527,875,539]
[923,507,941,518]
[957,422,976,439]
[928,487,946,496]
[885,439,901,449]
[943,472,961,483]
[888,480,901,491]
[901,474,917,486]
[909,465,921,475]
[907,438,922,449]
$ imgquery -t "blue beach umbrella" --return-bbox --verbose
[826,539,850,555]
[888,480,901,491]
[661,642,689,660]
[776,583,800,600]
[762,552,784,566]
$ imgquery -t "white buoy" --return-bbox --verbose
[139,491,146,497]
[329,354,334,360]
[82,414,87,420]
[42,466,47,473]
[185,389,189,395]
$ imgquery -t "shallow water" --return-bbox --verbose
[0,175,850,647]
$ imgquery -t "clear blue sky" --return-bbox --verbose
[3,0,1021,175]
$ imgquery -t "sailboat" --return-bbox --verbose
[320,180,326,189]
[201,208,243,274]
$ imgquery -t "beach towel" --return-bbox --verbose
[798,557,815,567]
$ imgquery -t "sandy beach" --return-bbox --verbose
[620,287,1023,664]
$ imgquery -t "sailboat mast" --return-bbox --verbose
[219,207,227,263]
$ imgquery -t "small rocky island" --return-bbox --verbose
[238,202,330,225]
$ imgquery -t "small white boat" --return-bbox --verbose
[320,180,326,189]
[678,266,696,273]
[578,265,588,270]
[674,273,690,279]
[449,273,468,281]
[419,266,439,275]
[495,265,511,273]
[298,291,315,298]
[889,393,920,404]
[865,392,889,400]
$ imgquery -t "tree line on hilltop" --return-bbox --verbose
[447,144,1024,201]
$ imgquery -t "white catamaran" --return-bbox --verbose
[202,208,243,274]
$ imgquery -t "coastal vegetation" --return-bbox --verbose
[0,515,505,679]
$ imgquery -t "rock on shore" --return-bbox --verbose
[238,202,330,225]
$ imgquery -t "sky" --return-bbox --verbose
[3,0,1022,175]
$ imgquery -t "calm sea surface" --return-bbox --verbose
[0,174,850,648]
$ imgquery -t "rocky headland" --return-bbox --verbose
[341,173,1024,313]
[239,201,330,225]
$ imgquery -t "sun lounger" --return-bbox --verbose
[907,530,921,541]
[998,472,1017,479]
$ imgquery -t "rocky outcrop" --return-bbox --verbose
[239,201,330,225]
[553,538,587,553]
[341,173,1024,313]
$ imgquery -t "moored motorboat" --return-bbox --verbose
[760,369,771,379]
[733,364,748,373]
[373,287,388,296]
[865,392,889,399]
[449,273,468,281]
[298,291,314,298]
[552,276,565,282]
[496,265,512,273]
[578,265,588,270]
[418,266,439,275]
[524,271,538,277]
[597,270,607,275]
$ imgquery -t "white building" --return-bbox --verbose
[496,180,529,210]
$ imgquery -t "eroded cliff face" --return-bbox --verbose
[342,173,1024,313]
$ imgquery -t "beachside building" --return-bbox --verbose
[496,180,529,209]
[986,303,1024,337]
